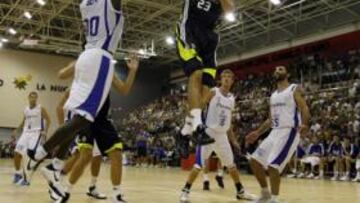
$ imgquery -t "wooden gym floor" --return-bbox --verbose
[0,159,359,203]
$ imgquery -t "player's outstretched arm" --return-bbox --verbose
[57,91,70,125]
[294,86,310,137]
[41,107,51,139]
[58,61,76,79]
[112,55,139,95]
[220,0,235,13]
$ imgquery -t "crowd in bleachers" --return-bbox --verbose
[119,49,360,179]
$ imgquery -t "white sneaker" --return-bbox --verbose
[340,176,350,181]
[236,190,257,201]
[306,173,314,179]
[180,189,190,203]
[331,176,338,181]
[296,173,305,178]
[254,196,271,203]
[287,174,296,178]
[40,165,65,197]
[314,175,320,180]
[351,176,360,182]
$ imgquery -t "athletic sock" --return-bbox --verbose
[184,182,192,190]
[65,181,73,193]
[113,185,121,196]
[52,158,65,171]
[235,182,244,192]
[35,146,48,160]
[261,187,271,198]
[217,169,224,177]
[271,195,279,201]
[181,116,193,136]
[320,170,324,177]
[190,109,202,131]
[15,170,21,175]
[202,174,209,182]
[90,176,97,187]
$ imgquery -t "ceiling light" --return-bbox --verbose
[1,38,9,43]
[165,36,174,45]
[138,49,145,55]
[270,0,281,5]
[24,11,32,19]
[36,0,46,6]
[225,12,236,22]
[8,28,17,35]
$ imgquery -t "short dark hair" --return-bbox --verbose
[29,91,38,97]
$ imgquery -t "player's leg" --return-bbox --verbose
[202,158,210,190]
[267,129,300,203]
[87,141,106,199]
[61,151,80,176]
[214,132,254,200]
[13,133,26,183]
[180,145,212,202]
[340,156,351,181]
[215,159,225,189]
[352,159,360,181]
[331,156,341,180]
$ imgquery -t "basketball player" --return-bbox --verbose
[246,66,310,203]
[176,0,235,154]
[180,70,255,202]
[27,0,129,202]
[57,90,106,200]
[48,52,138,203]
[12,91,51,185]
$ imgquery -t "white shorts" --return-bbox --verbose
[251,128,300,172]
[194,128,234,169]
[15,130,44,155]
[301,156,321,167]
[64,48,114,122]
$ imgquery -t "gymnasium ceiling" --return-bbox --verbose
[0,0,360,68]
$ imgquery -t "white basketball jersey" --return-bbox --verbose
[270,84,301,129]
[23,105,43,132]
[80,0,124,54]
[206,88,235,132]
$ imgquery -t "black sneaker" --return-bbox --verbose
[55,192,70,203]
[113,194,127,203]
[215,175,225,189]
[176,132,190,159]
[195,125,215,145]
[203,181,210,191]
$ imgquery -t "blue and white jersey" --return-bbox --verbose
[328,142,343,156]
[308,143,325,156]
[23,105,43,132]
[270,84,301,129]
[80,0,124,54]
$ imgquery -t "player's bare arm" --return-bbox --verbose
[12,116,25,137]
[219,0,235,13]
[294,86,310,137]
[112,55,139,95]
[227,124,240,151]
[201,89,216,108]
[58,61,76,79]
[41,107,51,139]
[246,115,272,145]
[57,91,70,125]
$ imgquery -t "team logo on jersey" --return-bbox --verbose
[13,74,32,90]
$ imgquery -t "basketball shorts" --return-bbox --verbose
[68,136,101,157]
[301,156,321,167]
[194,128,234,169]
[176,20,219,87]
[77,119,122,156]
[64,48,114,122]
[251,128,300,173]
[15,130,44,155]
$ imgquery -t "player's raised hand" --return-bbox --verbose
[126,54,139,71]
[245,130,260,145]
